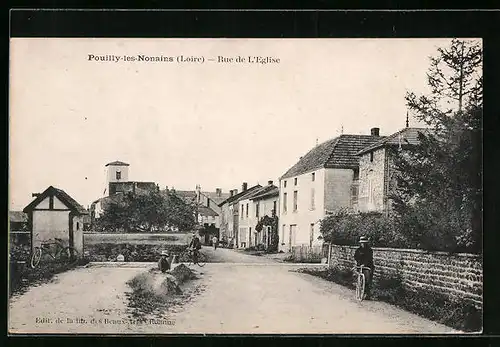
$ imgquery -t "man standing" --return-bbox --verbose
[354,236,375,299]
[212,235,218,250]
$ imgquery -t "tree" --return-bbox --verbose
[391,39,482,253]
[97,190,197,232]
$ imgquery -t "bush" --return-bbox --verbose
[320,210,408,248]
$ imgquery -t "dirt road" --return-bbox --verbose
[9,248,460,334]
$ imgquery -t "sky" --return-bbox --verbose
[9,38,459,210]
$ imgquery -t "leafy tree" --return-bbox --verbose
[97,190,197,232]
[391,39,482,253]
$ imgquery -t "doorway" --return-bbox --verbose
[288,225,297,252]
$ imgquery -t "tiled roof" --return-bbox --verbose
[105,160,130,166]
[218,185,262,207]
[198,205,219,217]
[23,186,88,215]
[281,134,385,179]
[9,211,28,223]
[357,127,432,155]
[250,186,279,201]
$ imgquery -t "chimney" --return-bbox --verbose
[233,189,238,195]
[268,180,273,185]
[165,186,168,191]
[32,193,40,198]
[370,127,380,136]
[216,188,221,197]
[230,190,234,197]
[242,182,248,192]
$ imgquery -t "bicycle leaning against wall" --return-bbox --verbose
[30,233,79,269]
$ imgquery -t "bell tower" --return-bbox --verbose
[105,161,130,195]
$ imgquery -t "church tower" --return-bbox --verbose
[105,161,130,195]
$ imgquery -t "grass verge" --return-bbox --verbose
[9,258,89,297]
[296,267,482,332]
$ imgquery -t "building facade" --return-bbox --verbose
[356,127,431,215]
[218,183,262,248]
[279,129,384,252]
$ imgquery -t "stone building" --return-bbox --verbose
[356,127,431,215]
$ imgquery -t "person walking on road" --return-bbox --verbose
[212,236,218,250]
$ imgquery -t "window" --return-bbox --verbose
[310,188,315,210]
[294,178,298,186]
[273,200,277,215]
[310,223,315,248]
[293,191,298,212]
[370,151,374,162]
[282,224,286,245]
[116,170,121,180]
[207,199,210,208]
[283,193,288,213]
[76,222,80,231]
[246,203,249,218]
[284,180,287,188]
[312,172,315,182]
[256,202,260,218]
[353,169,359,180]
[241,204,244,219]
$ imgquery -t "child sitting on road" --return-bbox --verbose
[158,250,171,273]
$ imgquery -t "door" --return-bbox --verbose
[288,225,297,252]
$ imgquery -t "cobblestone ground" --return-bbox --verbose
[8,247,460,334]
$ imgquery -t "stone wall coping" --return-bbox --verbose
[329,244,481,260]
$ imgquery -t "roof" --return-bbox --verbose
[250,186,279,201]
[202,191,231,206]
[9,211,28,223]
[217,185,262,207]
[170,190,197,203]
[23,186,88,215]
[105,161,130,167]
[281,134,385,179]
[357,127,432,155]
[198,205,219,217]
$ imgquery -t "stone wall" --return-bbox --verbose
[328,244,483,309]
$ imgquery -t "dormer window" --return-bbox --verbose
[116,170,122,180]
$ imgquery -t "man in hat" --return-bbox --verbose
[354,236,375,299]
[158,250,171,273]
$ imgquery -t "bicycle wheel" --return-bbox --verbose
[62,247,79,266]
[30,247,42,269]
[196,252,206,267]
[358,274,366,301]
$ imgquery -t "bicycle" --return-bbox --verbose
[181,247,206,267]
[352,265,371,301]
[30,236,79,269]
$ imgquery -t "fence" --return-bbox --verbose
[328,244,483,309]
